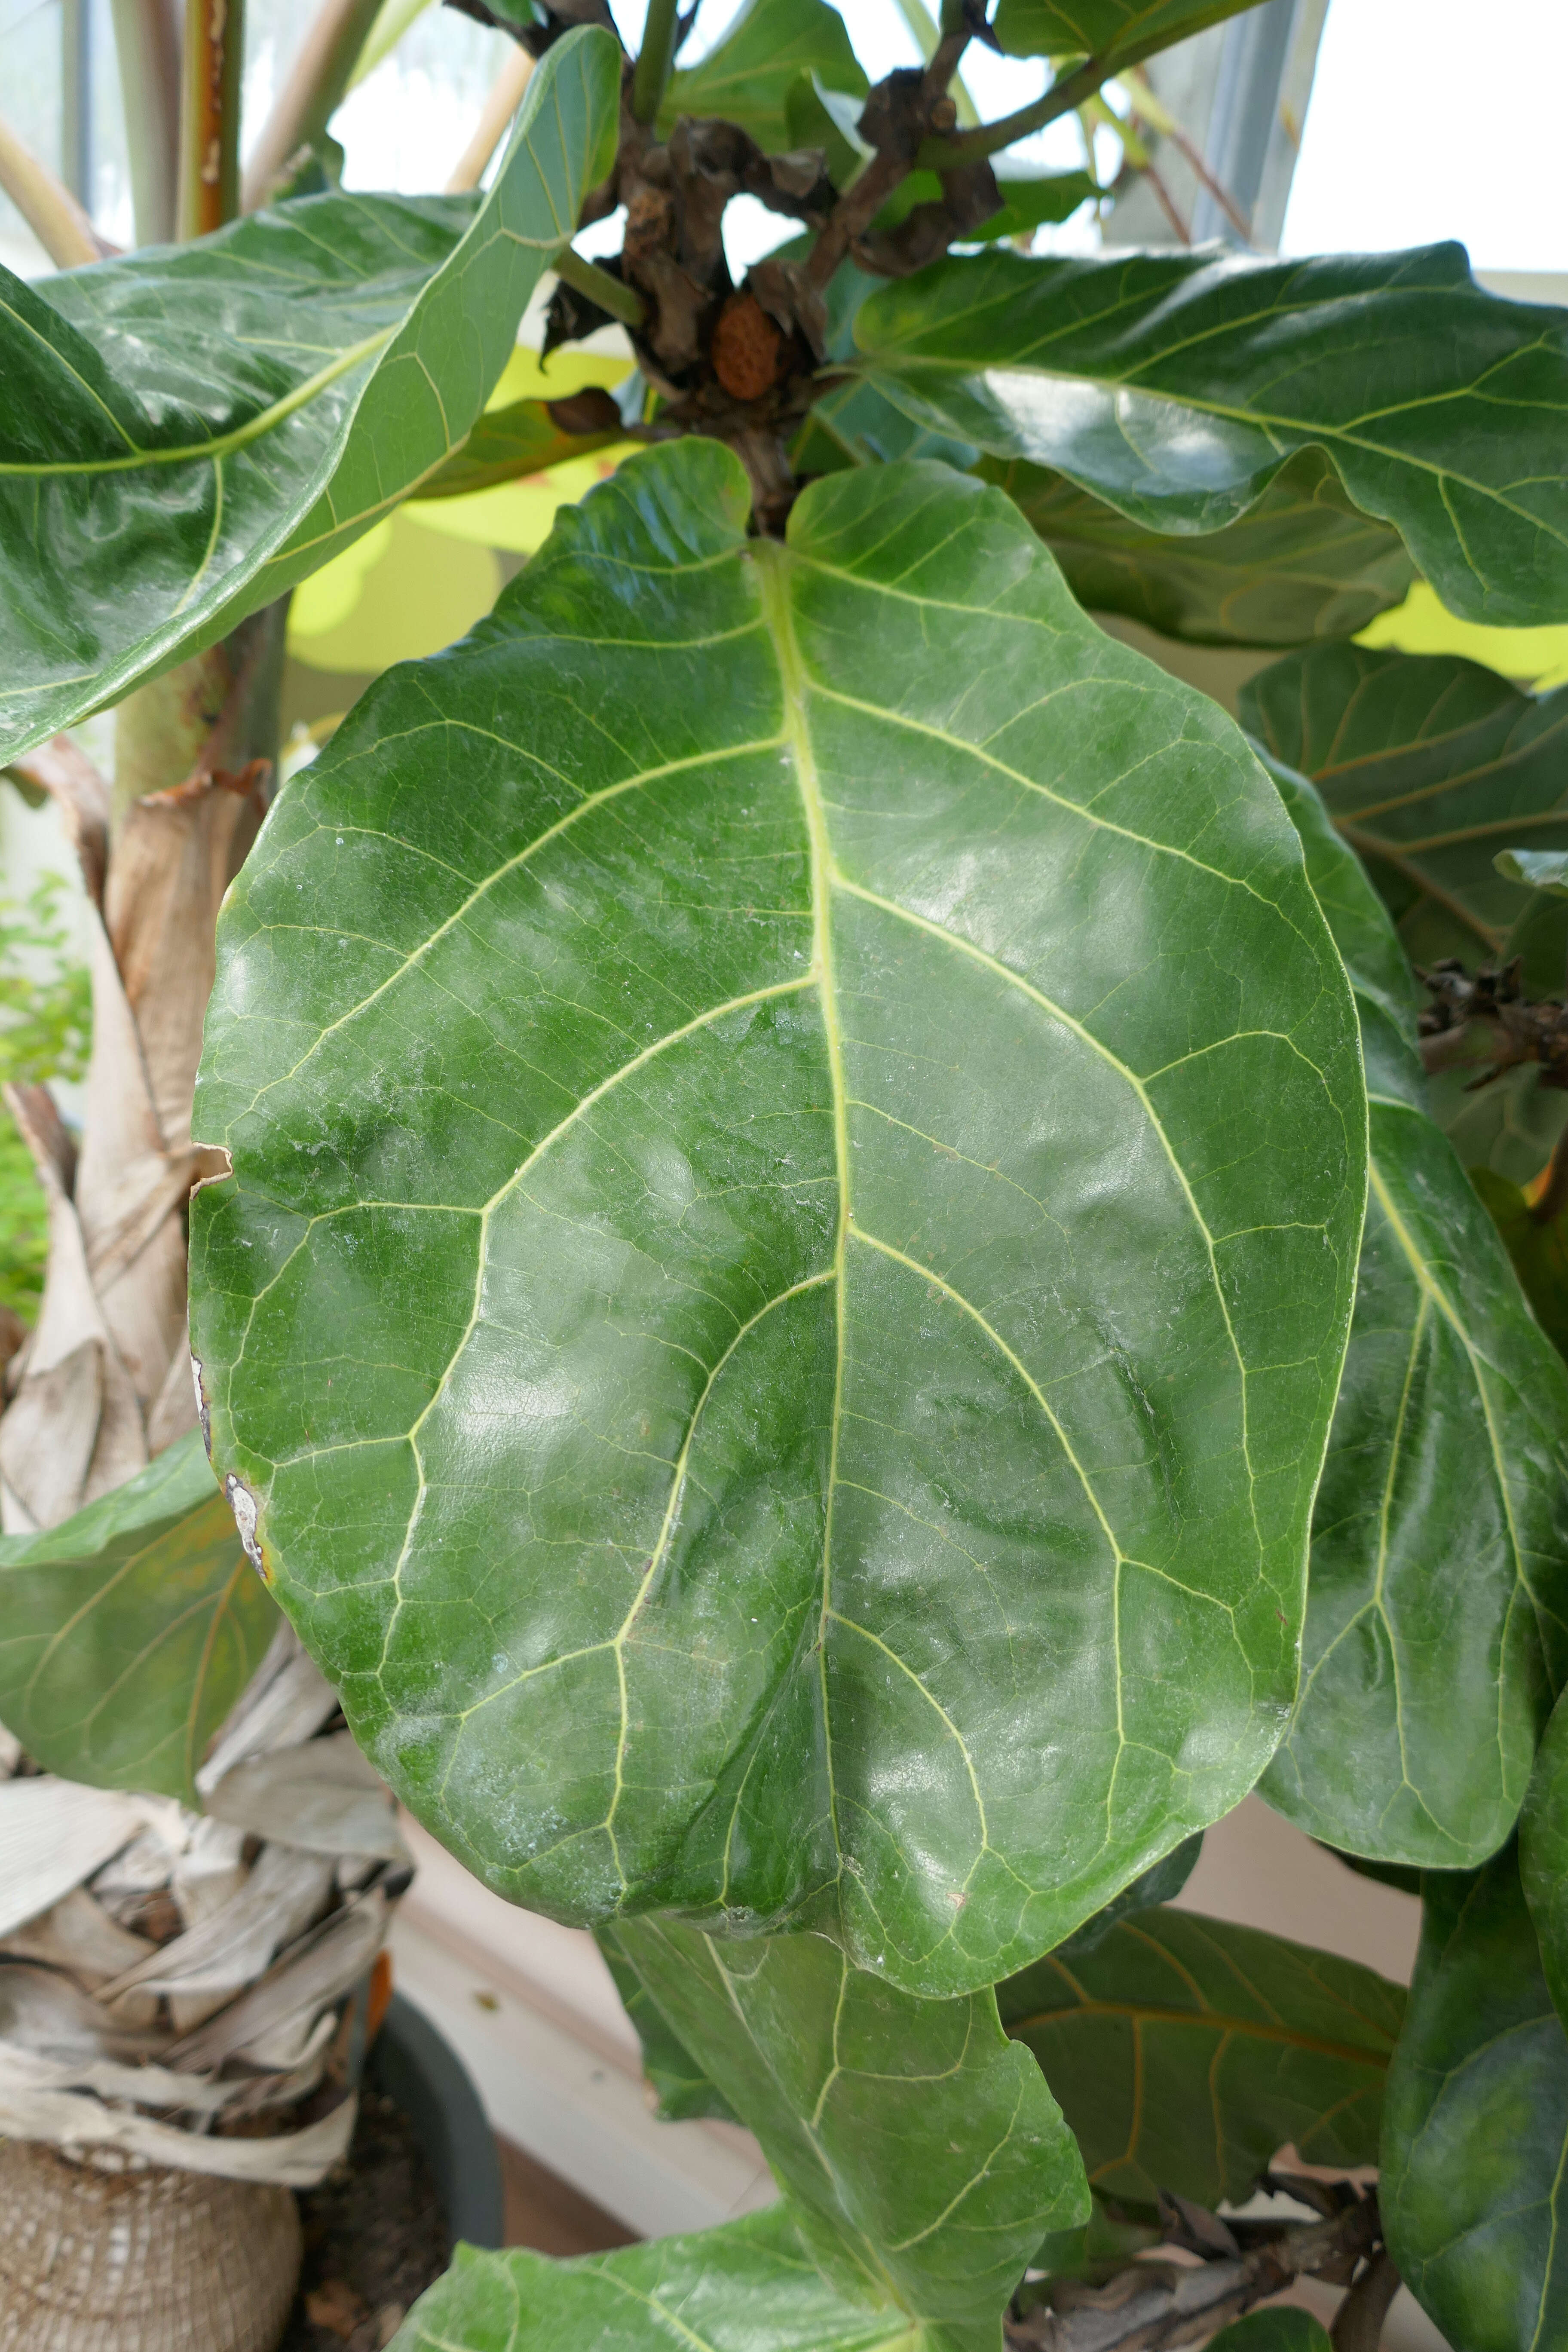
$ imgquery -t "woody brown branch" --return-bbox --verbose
[1005,2185,1383,2352]
[806,24,973,288]
[1417,959,1568,1094]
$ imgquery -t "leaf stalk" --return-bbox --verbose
[555,243,649,330]
[916,50,1112,171]
[631,0,681,126]
[806,23,971,288]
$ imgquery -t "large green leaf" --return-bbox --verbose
[190,445,1364,1998]
[802,288,1414,650]
[389,2209,921,2352]
[612,1920,1087,2350]
[1521,1689,1568,2027]
[1256,755,1568,1865]
[663,0,867,152]
[1381,1847,1568,2349]
[997,1904,1403,2208]
[626,1845,1195,2156]
[1240,646,1568,985]
[597,1925,736,2122]
[985,450,1415,649]
[0,1430,276,1802]
[0,27,620,765]
[992,0,1270,64]
[1051,1832,1202,1955]
[853,245,1568,628]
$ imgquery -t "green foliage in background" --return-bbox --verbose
[0,874,89,1320]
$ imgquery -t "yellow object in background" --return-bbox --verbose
[404,451,633,555]
[288,520,395,643]
[405,343,636,557]
[482,344,631,408]
[287,340,635,671]
[287,514,501,674]
[1357,579,1568,689]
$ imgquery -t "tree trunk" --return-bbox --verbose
[0,2138,300,2352]
[0,606,286,1534]
[0,609,307,2352]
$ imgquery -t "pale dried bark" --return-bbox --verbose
[0,1633,406,2197]
[0,610,283,1534]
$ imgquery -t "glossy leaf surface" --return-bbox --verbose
[614,1918,1087,2349]
[664,0,867,151]
[992,0,1268,63]
[1241,646,1568,985]
[191,445,1363,1998]
[1051,1832,1202,1956]
[997,1904,1402,2207]
[986,450,1415,649]
[0,1430,276,1803]
[1521,1690,1568,2027]
[390,2210,919,2352]
[1259,757,1568,1865]
[1382,1847,1568,2349]
[0,27,620,763]
[854,245,1568,628]
[597,1926,735,2122]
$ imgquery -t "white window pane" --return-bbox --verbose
[1284,0,1567,270]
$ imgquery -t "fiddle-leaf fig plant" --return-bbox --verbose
[5,0,1568,2344]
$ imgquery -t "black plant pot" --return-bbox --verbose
[367,1992,505,2251]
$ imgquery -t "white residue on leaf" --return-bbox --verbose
[225,1475,266,1578]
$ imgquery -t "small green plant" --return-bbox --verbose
[5,2,1568,2347]
[0,875,89,1320]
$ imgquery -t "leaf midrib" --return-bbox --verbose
[759,542,852,1882]
[1009,1995,1392,2068]
[749,535,1293,1960]
[861,326,1568,553]
[0,329,390,479]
